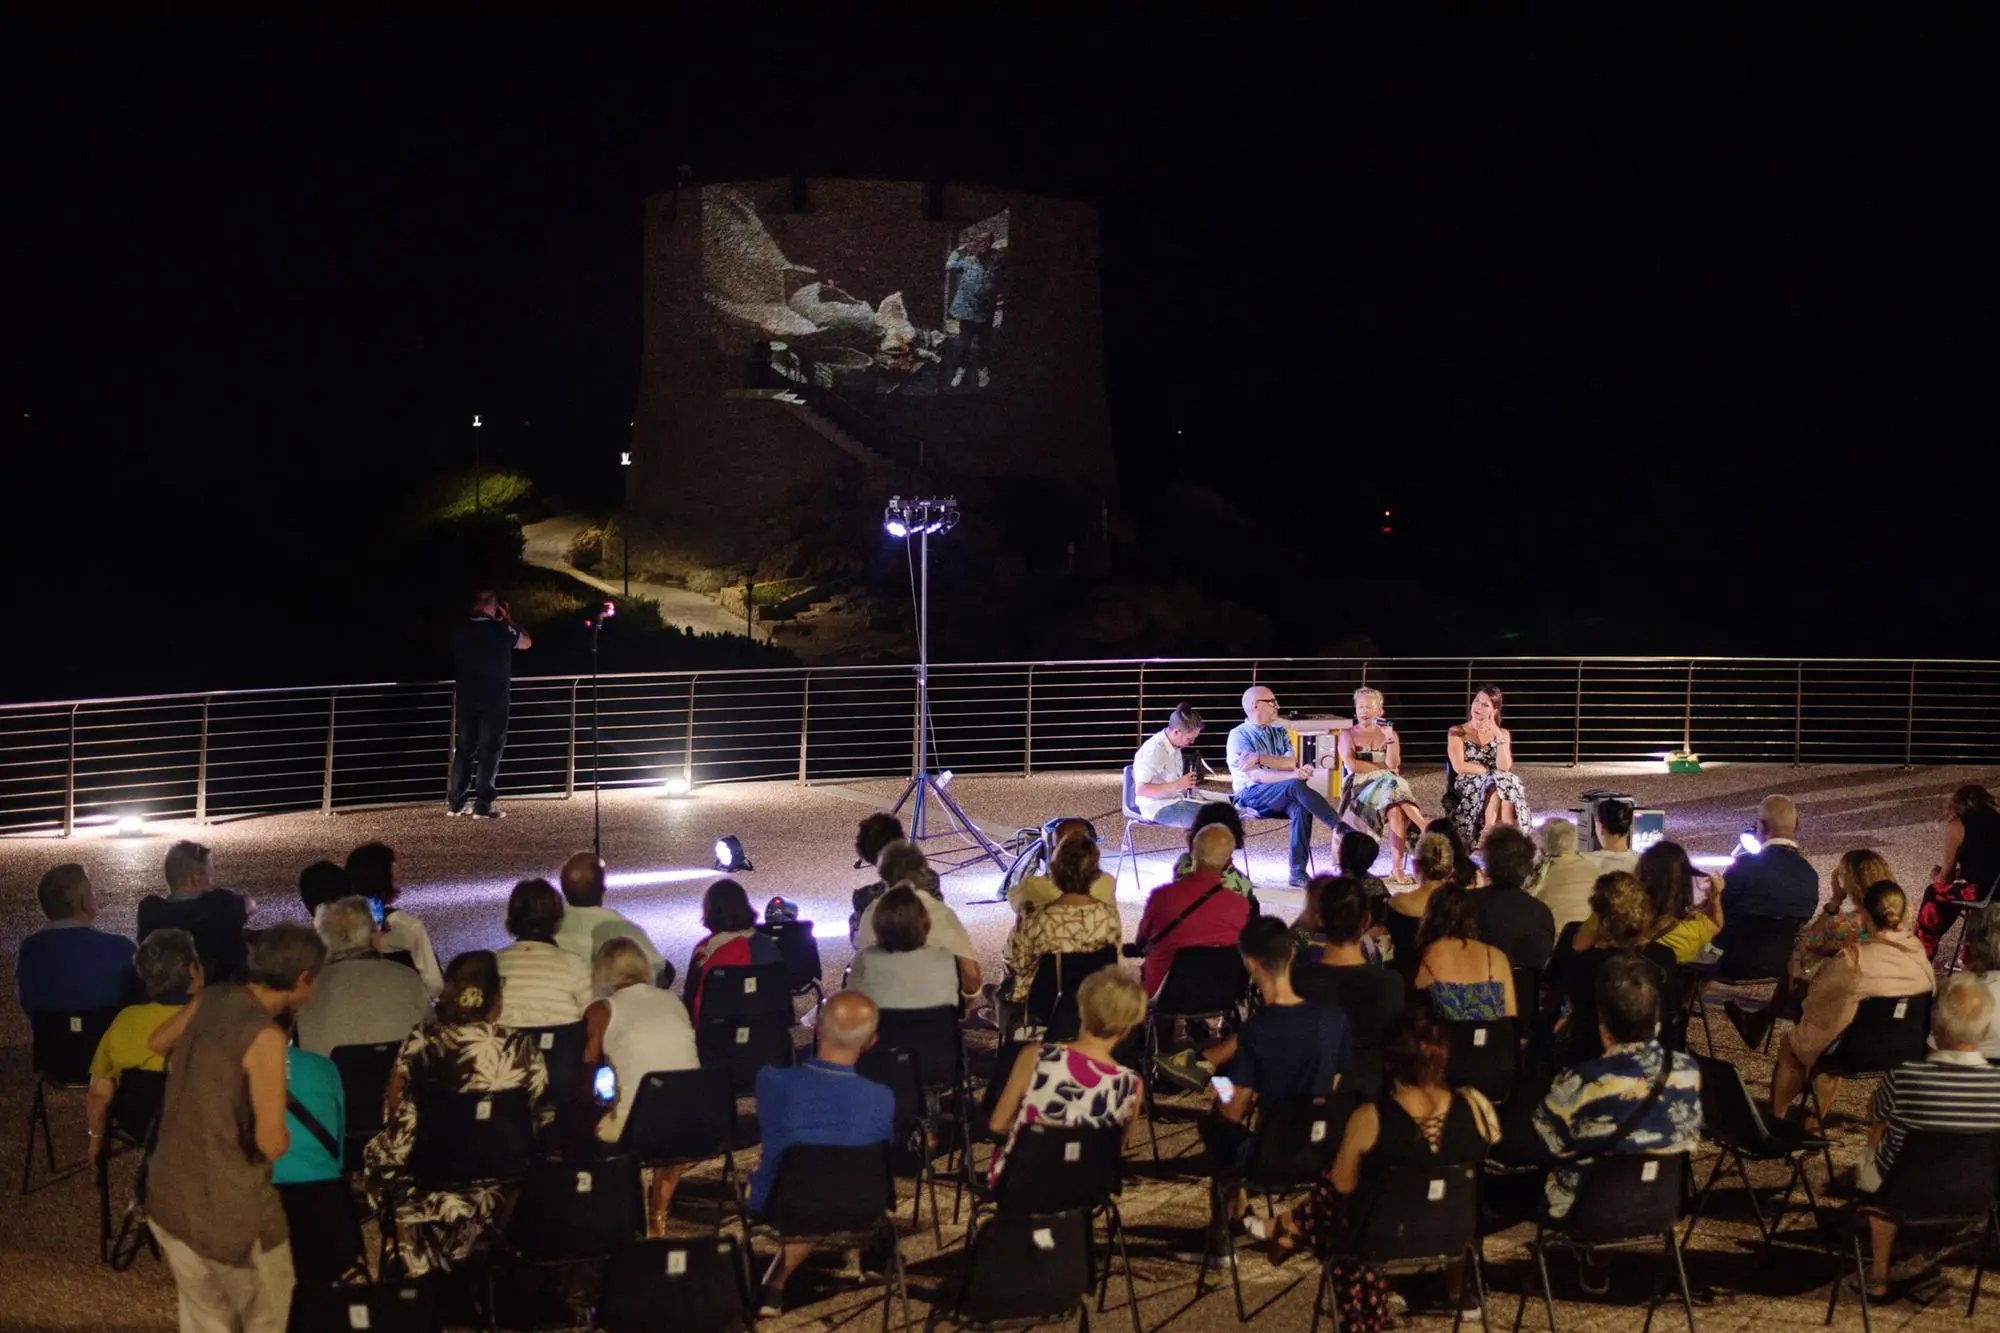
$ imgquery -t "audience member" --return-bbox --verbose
[1290,879,1407,1098]
[1228,684,1346,888]
[273,1008,344,1188]
[18,863,138,1016]
[295,896,430,1056]
[1584,799,1638,875]
[1473,827,1556,971]
[1852,979,2000,1299]
[1134,824,1252,996]
[858,841,982,998]
[85,928,202,1164]
[495,878,594,1028]
[1002,837,1124,1006]
[1445,685,1531,849]
[365,951,556,1278]
[845,813,910,937]
[748,990,896,1316]
[1636,842,1725,964]
[1424,817,1478,890]
[296,860,349,917]
[1337,831,1391,912]
[1548,873,1679,1069]
[345,842,443,997]
[683,878,783,1023]
[848,885,962,1011]
[137,841,250,984]
[1710,796,1819,979]
[987,967,1145,1186]
[1960,903,2000,1059]
[1008,818,1118,913]
[1730,848,1898,1050]
[1132,703,1226,827]
[1770,881,1935,1129]
[582,937,698,1235]
[1915,784,2000,959]
[1338,687,1426,882]
[146,922,327,1332]
[1168,803,1256,901]
[1382,832,1455,978]
[1527,818,1598,931]
[1415,883,1518,1022]
[554,851,664,978]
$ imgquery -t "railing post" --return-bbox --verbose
[1359,661,1368,689]
[1023,665,1035,778]
[1136,663,1147,747]
[447,693,458,804]
[1793,662,1804,768]
[194,696,211,823]
[1571,661,1583,768]
[1904,663,1917,769]
[682,675,699,787]
[320,690,337,815]
[565,678,579,799]
[797,671,811,784]
[1682,660,1695,755]
[62,704,77,838]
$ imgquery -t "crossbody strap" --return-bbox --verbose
[1587,1048,1675,1161]
[286,1093,341,1161]
[1143,880,1229,950]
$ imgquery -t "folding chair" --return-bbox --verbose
[330,1040,401,1175]
[1018,947,1120,1043]
[384,1086,537,1284]
[976,1123,1140,1333]
[1938,871,2000,973]
[1690,915,1805,1054]
[858,1045,953,1248]
[281,1177,370,1287]
[1143,946,1249,1159]
[1514,1153,1697,1333]
[1443,1017,1519,1107]
[97,1068,165,1269]
[1823,1128,2000,1331]
[491,1155,646,1324]
[874,1005,974,1225]
[1198,1092,1352,1322]
[20,1007,120,1193]
[931,1208,1095,1333]
[1810,991,1933,1181]
[1116,764,1183,893]
[618,1065,744,1235]
[1314,1159,1488,1333]
[516,1021,589,1132]
[288,1282,440,1333]
[598,1236,756,1333]
[1683,1056,1826,1252]
[755,919,825,1007]
[697,964,798,1095]
[749,1143,911,1333]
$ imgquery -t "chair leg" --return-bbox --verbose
[1665,1229,1698,1332]
[1308,1263,1327,1333]
[96,1158,111,1264]
[1143,1021,1161,1162]
[1680,1148,1729,1248]
[1534,1230,1558,1333]
[1851,1233,1873,1333]
[1969,1210,1996,1318]
[20,1083,49,1194]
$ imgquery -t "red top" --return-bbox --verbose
[1135,867,1251,995]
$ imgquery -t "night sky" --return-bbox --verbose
[4,17,1988,701]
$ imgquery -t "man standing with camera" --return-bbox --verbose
[448,589,531,819]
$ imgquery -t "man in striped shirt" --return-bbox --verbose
[1857,978,2000,1295]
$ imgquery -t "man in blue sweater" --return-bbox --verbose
[17,864,137,1016]
[1712,795,1821,980]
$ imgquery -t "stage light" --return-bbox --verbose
[713,835,753,872]
[885,516,909,538]
[116,815,144,837]
[882,495,958,540]
[662,775,691,797]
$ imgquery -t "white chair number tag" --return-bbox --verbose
[744,977,758,994]
[1894,999,1908,1019]
[69,1017,82,1033]
[347,1306,371,1330]
[1032,1228,1056,1251]
[1642,1160,1660,1183]
[540,1032,555,1050]
[475,1098,492,1121]
[1064,1141,1081,1162]
[666,1250,688,1276]
[576,1171,593,1194]
[1472,1028,1488,1047]
[735,1026,751,1044]
[1426,1179,1445,1202]
[1310,1121,1327,1143]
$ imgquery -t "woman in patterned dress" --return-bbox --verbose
[986,966,1145,1188]
[1445,685,1530,851]
[1002,837,1125,1005]
[1338,688,1427,882]
[364,950,557,1278]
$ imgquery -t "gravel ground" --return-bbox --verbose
[3,761,1997,1331]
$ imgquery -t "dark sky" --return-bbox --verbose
[2,16,1988,698]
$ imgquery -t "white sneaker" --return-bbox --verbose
[977,367,990,388]
[950,367,965,387]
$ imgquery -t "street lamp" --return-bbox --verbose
[619,448,633,598]
[471,413,483,516]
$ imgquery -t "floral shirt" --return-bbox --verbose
[989,1043,1139,1187]
[1532,1040,1702,1218]
[1003,898,1123,1001]
[1793,907,1869,982]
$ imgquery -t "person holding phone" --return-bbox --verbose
[582,937,696,1236]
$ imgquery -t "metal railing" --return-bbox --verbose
[4,656,2000,836]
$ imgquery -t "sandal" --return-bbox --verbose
[1245,1214,1304,1267]
[1842,1274,1893,1302]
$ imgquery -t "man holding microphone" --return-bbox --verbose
[1131,704,1225,827]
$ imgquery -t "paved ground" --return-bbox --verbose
[3,761,1997,1331]
[522,515,746,638]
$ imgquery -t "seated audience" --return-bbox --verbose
[1548,873,1679,1069]
[137,840,250,984]
[296,860,349,917]
[295,895,430,1056]
[85,928,202,1164]
[274,1008,344,1188]
[1584,798,1639,875]
[1415,883,1518,1022]
[147,923,326,1329]
[1229,684,1347,888]
[582,937,698,1235]
[1134,824,1253,996]
[1770,881,1935,1129]
[495,878,594,1029]
[1338,687,1426,882]
[1132,703,1227,827]
[1915,784,2000,959]
[987,966,1145,1187]
[1291,879,1407,1097]
[1424,817,1478,890]
[345,842,443,997]
[857,841,982,998]
[1002,837,1125,1007]
[555,851,664,978]
[18,863,138,1016]
[1473,827,1556,971]
[1383,832,1456,978]
[1533,955,1701,1236]
[848,885,963,1011]
[748,991,896,1316]
[1008,817,1119,913]
[1168,803,1257,901]
[845,812,911,939]
[365,951,556,1278]
[1961,903,2000,1059]
[1637,841,1724,964]
[1852,979,2000,1299]
[683,877,784,1023]
[1730,849,1898,1051]
[1527,818,1599,931]
[1337,830,1391,912]
[1710,796,1820,979]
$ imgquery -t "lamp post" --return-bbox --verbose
[619,449,632,599]
[472,413,483,516]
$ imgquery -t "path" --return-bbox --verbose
[521,515,746,637]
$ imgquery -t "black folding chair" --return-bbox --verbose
[871,1005,974,1232]
[1809,991,1933,1182]
[330,1040,401,1175]
[978,1122,1141,1333]
[1822,1128,2000,1332]
[281,1177,370,1287]
[97,1068,165,1269]
[858,1045,952,1248]
[748,1143,911,1333]
[1019,947,1120,1043]
[1938,872,2000,974]
[618,1065,744,1235]
[492,1155,647,1324]
[697,964,798,1095]
[1678,1055,1823,1254]
[1443,1017,1519,1106]
[1314,1159,1488,1333]
[1143,946,1249,1158]
[932,1207,1095,1333]
[384,1086,537,1284]
[1514,1153,1697,1333]
[755,920,825,1007]
[1691,915,1805,1054]
[517,1022,589,1130]
[598,1236,756,1333]
[288,1282,440,1332]
[1199,1092,1352,1322]
[20,1007,120,1193]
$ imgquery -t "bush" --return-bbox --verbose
[434,471,535,521]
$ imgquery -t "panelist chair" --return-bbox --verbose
[1117,765,1187,894]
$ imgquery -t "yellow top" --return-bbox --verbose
[88,1002,184,1080]
[1653,915,1721,965]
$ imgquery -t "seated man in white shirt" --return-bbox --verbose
[1585,799,1639,875]
[556,852,666,982]
[1132,704,1228,828]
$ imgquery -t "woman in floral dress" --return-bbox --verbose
[1445,685,1529,851]
[986,967,1145,1188]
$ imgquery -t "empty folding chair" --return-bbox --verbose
[1821,1128,2000,1332]
[978,1123,1140,1333]
[598,1236,756,1333]
[857,1045,950,1246]
[281,1177,370,1287]
[329,1040,401,1175]
[1683,1055,1825,1251]
[1312,1159,1487,1333]
[875,1004,973,1212]
[288,1282,440,1333]
[932,1208,1095,1333]
[20,1007,120,1193]
[1443,1017,1519,1106]
[96,1067,165,1268]
[1514,1153,1697,1333]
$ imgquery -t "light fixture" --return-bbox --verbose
[662,775,691,797]
[116,815,145,837]
[472,414,482,428]
[620,451,632,467]
[713,835,752,873]
[1738,830,1762,857]
[881,495,959,540]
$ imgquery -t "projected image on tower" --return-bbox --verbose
[699,184,1009,398]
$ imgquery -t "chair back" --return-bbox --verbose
[1154,946,1249,1017]
[1121,765,1141,821]
[856,1045,927,1145]
[755,921,824,997]
[1242,1092,1350,1189]
[700,963,795,1021]
[990,1122,1123,1215]
[949,1208,1093,1327]
[1560,1152,1689,1243]
[105,1068,167,1149]
[507,1155,646,1261]
[618,1065,734,1164]
[759,1142,895,1236]
[279,1178,367,1287]
[1349,1159,1481,1268]
[873,1004,965,1091]
[1512,967,1543,1020]
[1718,915,1808,983]
[696,1011,796,1095]
[1023,947,1118,1040]
[29,1009,121,1085]
[1443,1017,1518,1105]
[1820,992,1933,1076]
[517,1021,589,1109]
[598,1237,752,1333]
[1871,1129,2000,1225]
[287,1282,439,1333]
[407,1086,534,1187]
[329,1040,400,1170]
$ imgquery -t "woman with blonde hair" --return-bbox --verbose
[1724,849,1898,1051]
[1338,687,1426,883]
[582,937,698,1235]
[987,966,1146,1187]
[1444,685,1530,849]
[1547,872,1680,1068]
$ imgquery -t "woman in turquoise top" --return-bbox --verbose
[1413,883,1515,1022]
[274,1043,345,1185]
